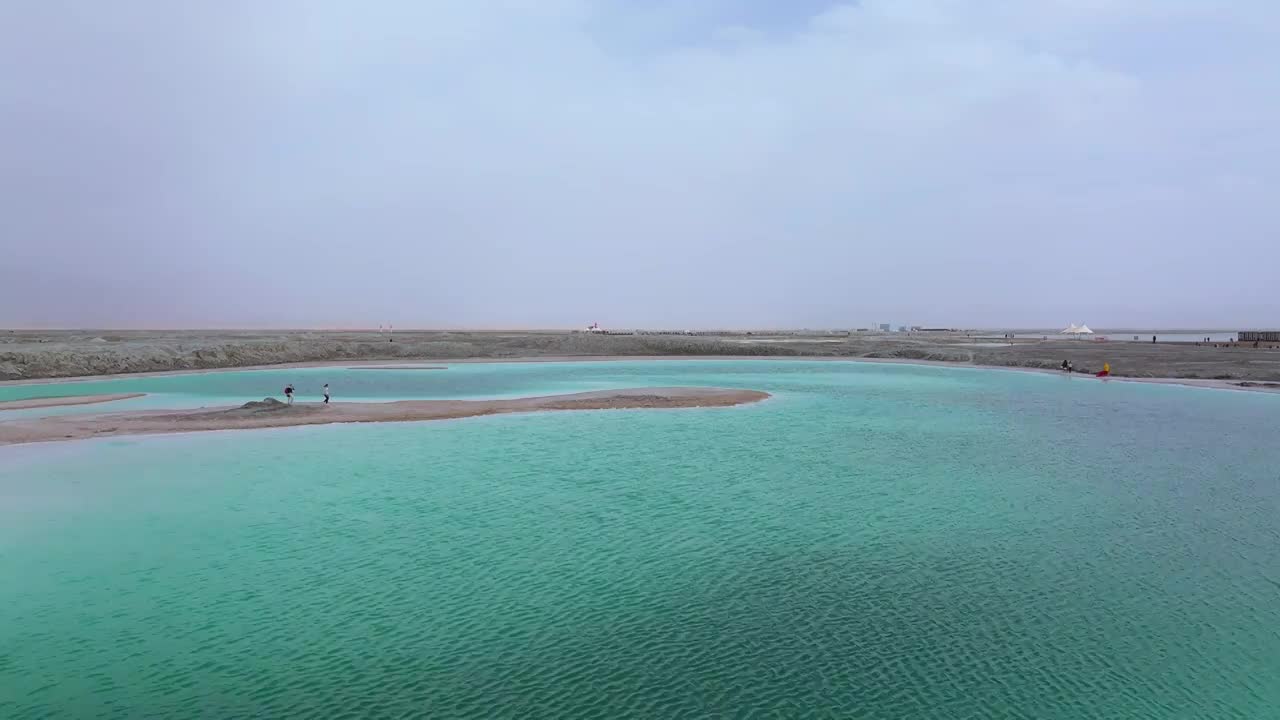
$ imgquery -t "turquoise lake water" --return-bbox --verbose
[2,360,1279,718]
[0,362,642,421]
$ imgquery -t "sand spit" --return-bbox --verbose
[346,365,448,370]
[0,393,146,410]
[0,388,769,446]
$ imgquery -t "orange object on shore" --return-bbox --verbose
[1096,362,1111,378]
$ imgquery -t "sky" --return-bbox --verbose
[1,0,1277,330]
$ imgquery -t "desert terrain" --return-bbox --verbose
[2,329,1279,382]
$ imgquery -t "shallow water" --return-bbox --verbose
[2,361,1279,718]
[0,362,649,420]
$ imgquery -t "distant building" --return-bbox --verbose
[1239,330,1280,342]
[879,323,891,332]
[897,326,908,332]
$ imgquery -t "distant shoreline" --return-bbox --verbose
[3,355,1279,396]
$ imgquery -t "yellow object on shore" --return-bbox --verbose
[1103,362,1111,373]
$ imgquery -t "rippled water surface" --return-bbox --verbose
[2,361,1279,718]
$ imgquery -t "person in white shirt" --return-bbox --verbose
[322,384,330,404]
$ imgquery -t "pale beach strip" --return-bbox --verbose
[0,393,147,410]
[0,387,770,446]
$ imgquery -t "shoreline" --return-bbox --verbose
[3,355,1279,396]
[346,365,448,370]
[0,393,147,410]
[0,387,770,447]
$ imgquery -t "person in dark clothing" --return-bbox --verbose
[323,384,330,404]
[284,384,294,405]
[1061,360,1069,372]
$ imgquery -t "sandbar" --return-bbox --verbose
[346,365,448,370]
[0,387,769,446]
[0,393,146,410]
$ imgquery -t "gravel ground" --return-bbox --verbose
[3,329,1279,382]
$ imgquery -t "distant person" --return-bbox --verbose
[1152,335,1157,343]
[284,384,294,405]
[323,384,330,404]
[1067,361,1074,373]
[1061,360,1069,372]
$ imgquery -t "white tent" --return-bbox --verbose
[1061,323,1095,337]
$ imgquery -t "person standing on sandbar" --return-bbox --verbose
[323,384,330,404]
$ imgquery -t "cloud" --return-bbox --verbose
[1,1,1277,328]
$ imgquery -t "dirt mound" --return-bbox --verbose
[164,397,318,422]
[240,398,287,410]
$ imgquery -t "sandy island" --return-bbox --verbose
[0,393,146,410]
[0,387,769,446]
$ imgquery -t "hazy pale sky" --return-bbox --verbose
[2,1,1277,329]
